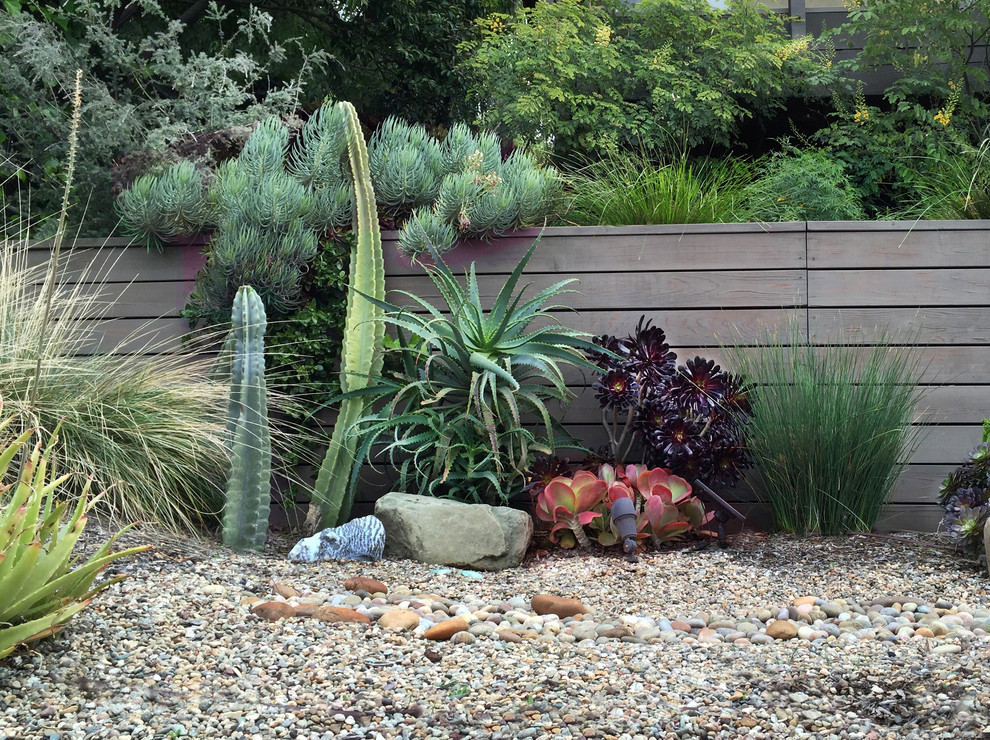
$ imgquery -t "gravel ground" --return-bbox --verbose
[1,527,988,740]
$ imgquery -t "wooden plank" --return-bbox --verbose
[40,281,197,319]
[808,308,990,345]
[382,225,807,276]
[388,270,807,310]
[874,505,945,534]
[570,345,990,386]
[29,237,135,249]
[917,386,990,425]
[71,318,192,354]
[810,269,990,307]
[523,309,802,347]
[548,384,989,426]
[808,224,990,268]
[891,465,956,504]
[26,244,207,283]
[547,422,982,466]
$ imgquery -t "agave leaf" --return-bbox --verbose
[0,541,43,613]
[0,427,34,481]
[0,600,91,661]
[13,544,151,620]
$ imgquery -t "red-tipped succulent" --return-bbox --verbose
[591,465,712,547]
[534,470,608,548]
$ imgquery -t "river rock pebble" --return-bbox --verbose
[2,527,988,739]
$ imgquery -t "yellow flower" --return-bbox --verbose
[948,80,956,91]
[594,26,611,47]
[934,109,952,127]
[853,108,869,124]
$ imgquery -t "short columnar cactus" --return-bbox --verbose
[222,285,271,551]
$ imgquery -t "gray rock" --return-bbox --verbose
[288,515,385,562]
[374,492,532,570]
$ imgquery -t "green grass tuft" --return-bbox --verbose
[724,322,927,534]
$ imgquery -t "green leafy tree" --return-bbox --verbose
[458,0,836,157]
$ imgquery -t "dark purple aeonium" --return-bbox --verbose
[586,316,752,491]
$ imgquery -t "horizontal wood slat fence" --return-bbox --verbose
[27,221,990,533]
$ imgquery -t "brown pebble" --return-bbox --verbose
[344,577,388,595]
[424,617,469,641]
[271,581,299,599]
[292,604,320,618]
[496,629,524,643]
[531,594,587,618]
[312,606,371,625]
[602,626,631,639]
[766,620,798,640]
[793,596,817,607]
[915,627,935,638]
[378,610,420,632]
[670,620,693,632]
[251,601,296,622]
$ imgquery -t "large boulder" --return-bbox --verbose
[374,493,532,570]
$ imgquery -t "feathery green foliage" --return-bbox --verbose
[724,323,925,534]
[346,238,601,505]
[0,0,327,235]
[741,147,865,222]
[458,0,836,157]
[564,149,753,226]
[893,140,990,220]
[222,286,272,552]
[0,412,151,661]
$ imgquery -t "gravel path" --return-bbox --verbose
[1,529,988,740]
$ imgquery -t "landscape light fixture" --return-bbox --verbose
[610,496,640,562]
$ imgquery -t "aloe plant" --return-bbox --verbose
[342,237,603,506]
[222,285,271,551]
[534,471,607,548]
[0,409,150,661]
[309,101,386,531]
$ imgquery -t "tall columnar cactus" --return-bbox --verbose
[222,285,272,551]
[309,101,386,531]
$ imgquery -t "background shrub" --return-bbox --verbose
[741,147,865,222]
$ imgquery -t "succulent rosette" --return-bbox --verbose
[594,369,639,410]
[943,490,989,558]
[534,471,608,548]
[668,356,729,412]
[939,435,990,560]
[622,317,676,384]
[525,455,572,498]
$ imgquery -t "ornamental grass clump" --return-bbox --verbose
[725,324,926,534]
[0,240,232,533]
[564,150,753,226]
